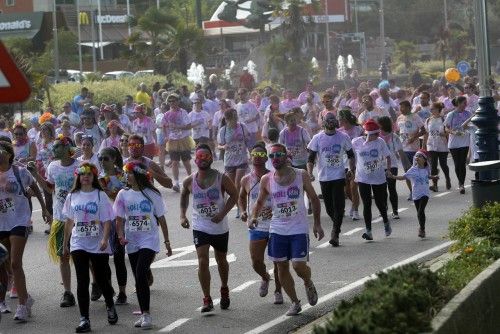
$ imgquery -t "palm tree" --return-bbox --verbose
[164,23,205,74]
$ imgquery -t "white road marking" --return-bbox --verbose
[465,184,471,188]
[244,241,455,334]
[159,318,191,332]
[231,280,258,292]
[33,209,42,213]
[434,191,451,198]
[342,228,364,236]
[151,253,236,269]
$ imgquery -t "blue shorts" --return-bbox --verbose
[248,230,269,241]
[268,233,309,262]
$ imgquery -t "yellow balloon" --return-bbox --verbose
[445,68,461,83]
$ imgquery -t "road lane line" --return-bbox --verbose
[244,241,455,334]
[231,280,258,292]
[159,318,191,332]
[434,191,451,198]
[342,228,364,236]
[33,209,42,213]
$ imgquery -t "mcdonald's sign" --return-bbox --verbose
[79,12,89,25]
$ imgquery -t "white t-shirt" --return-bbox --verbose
[404,166,430,200]
[237,101,260,133]
[279,126,311,167]
[62,190,114,254]
[425,117,448,152]
[132,116,156,145]
[379,132,403,169]
[82,125,104,154]
[396,113,424,152]
[308,131,352,181]
[352,137,390,185]
[444,110,472,149]
[218,123,249,167]
[189,110,211,139]
[357,108,391,125]
[0,130,13,140]
[114,188,166,254]
[203,99,219,118]
[27,128,39,142]
[58,112,81,127]
[161,109,191,140]
[0,166,34,230]
[46,160,79,221]
[212,110,224,132]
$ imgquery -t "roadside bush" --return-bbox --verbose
[314,264,454,334]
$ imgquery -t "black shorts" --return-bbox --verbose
[0,226,29,239]
[193,230,229,253]
[224,163,248,174]
[170,150,191,162]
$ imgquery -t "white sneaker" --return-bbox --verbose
[141,313,153,329]
[0,301,11,313]
[352,211,360,221]
[26,295,34,317]
[285,301,302,316]
[134,315,144,328]
[273,291,284,305]
[259,279,269,297]
[13,304,28,322]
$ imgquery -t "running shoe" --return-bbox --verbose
[392,213,400,220]
[305,282,318,306]
[348,207,353,218]
[115,292,128,305]
[286,301,302,316]
[352,211,360,221]
[274,291,284,304]
[26,295,34,317]
[75,317,91,333]
[140,313,153,329]
[384,223,392,237]
[446,178,451,190]
[200,296,214,313]
[418,228,426,238]
[307,208,313,215]
[9,286,18,299]
[329,233,339,247]
[90,283,101,301]
[107,305,118,325]
[459,186,465,194]
[134,315,144,328]
[0,301,11,313]
[172,184,180,193]
[60,291,76,308]
[13,304,27,322]
[259,279,269,297]
[362,230,373,241]
[220,286,230,310]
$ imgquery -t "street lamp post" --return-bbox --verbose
[52,0,60,82]
[325,0,332,77]
[469,0,500,207]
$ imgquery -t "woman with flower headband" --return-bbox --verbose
[99,120,123,152]
[114,161,172,329]
[12,123,36,165]
[77,135,100,173]
[28,135,79,308]
[62,162,118,332]
[97,147,128,305]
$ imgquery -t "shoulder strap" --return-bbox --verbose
[12,165,28,198]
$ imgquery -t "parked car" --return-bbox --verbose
[134,70,155,77]
[102,71,134,80]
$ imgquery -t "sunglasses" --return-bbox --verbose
[98,156,110,162]
[251,151,267,158]
[268,152,287,159]
[128,143,143,148]
[195,152,212,160]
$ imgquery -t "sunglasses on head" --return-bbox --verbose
[268,152,287,159]
[251,151,267,158]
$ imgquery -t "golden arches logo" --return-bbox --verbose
[79,12,89,25]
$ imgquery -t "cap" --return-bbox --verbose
[363,119,380,135]
[167,93,180,101]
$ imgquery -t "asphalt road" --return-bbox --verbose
[0,158,473,334]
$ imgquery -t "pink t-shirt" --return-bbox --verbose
[132,116,156,144]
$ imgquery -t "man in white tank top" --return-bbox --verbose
[179,144,238,313]
[249,144,324,316]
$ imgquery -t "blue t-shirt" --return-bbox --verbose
[72,94,85,115]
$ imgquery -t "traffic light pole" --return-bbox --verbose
[77,0,83,75]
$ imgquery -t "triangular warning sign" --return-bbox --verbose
[0,41,31,103]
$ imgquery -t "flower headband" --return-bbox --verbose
[12,121,27,130]
[75,164,98,176]
[123,162,148,175]
[56,134,72,146]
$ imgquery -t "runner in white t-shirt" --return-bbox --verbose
[62,162,118,332]
[189,96,212,145]
[115,161,172,329]
[180,144,238,313]
[236,88,260,148]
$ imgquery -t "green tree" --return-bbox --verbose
[164,23,205,74]
[44,30,78,70]
[394,40,418,73]
[449,29,473,63]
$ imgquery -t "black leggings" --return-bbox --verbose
[44,189,53,216]
[428,151,450,182]
[358,182,388,230]
[320,179,346,235]
[449,147,469,186]
[414,196,429,229]
[112,235,127,287]
[386,167,398,215]
[71,250,115,319]
[128,248,156,313]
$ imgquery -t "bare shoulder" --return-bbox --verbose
[182,175,193,191]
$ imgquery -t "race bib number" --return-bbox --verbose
[75,221,99,237]
[363,160,379,174]
[196,202,219,218]
[326,154,342,167]
[0,198,14,214]
[274,201,298,219]
[228,142,243,152]
[400,133,409,143]
[128,215,152,232]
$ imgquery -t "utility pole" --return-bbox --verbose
[379,0,385,63]
[354,0,359,33]
[126,0,132,50]
[90,1,97,72]
[157,0,160,10]
[77,0,83,75]
[52,0,60,82]
[444,0,448,29]
[325,0,332,76]
[97,0,104,60]
[195,0,202,28]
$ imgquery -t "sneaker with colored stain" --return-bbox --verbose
[200,296,214,313]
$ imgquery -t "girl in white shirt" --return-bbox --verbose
[115,162,172,329]
[62,162,118,332]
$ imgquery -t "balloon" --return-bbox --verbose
[445,68,461,83]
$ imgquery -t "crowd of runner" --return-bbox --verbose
[0,75,497,331]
